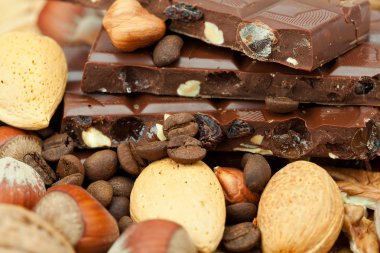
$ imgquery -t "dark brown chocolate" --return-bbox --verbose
[145,0,371,70]
[82,28,380,106]
[63,81,380,160]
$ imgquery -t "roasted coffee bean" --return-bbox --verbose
[87,180,114,207]
[226,203,257,224]
[108,176,134,198]
[118,142,144,176]
[223,222,261,253]
[84,150,118,181]
[265,96,299,114]
[118,216,134,233]
[108,196,130,221]
[167,135,206,164]
[135,141,168,162]
[52,173,84,186]
[42,133,74,162]
[164,113,198,139]
[23,153,57,185]
[153,35,184,67]
[164,3,203,22]
[129,142,147,168]
[56,154,84,179]
[243,154,271,193]
[194,114,224,150]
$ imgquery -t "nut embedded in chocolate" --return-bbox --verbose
[84,150,118,181]
[135,141,168,162]
[42,133,74,162]
[265,96,299,114]
[223,222,261,252]
[164,3,203,22]
[243,153,271,193]
[167,135,206,164]
[194,114,224,150]
[164,113,198,139]
[153,35,184,67]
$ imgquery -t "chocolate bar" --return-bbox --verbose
[63,81,380,160]
[144,0,371,70]
[82,29,380,106]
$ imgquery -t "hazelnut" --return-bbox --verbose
[108,219,197,253]
[87,180,114,207]
[0,204,74,252]
[82,127,111,148]
[84,150,118,181]
[0,157,45,209]
[103,0,166,52]
[0,125,26,147]
[204,22,224,45]
[214,167,259,204]
[108,176,134,198]
[34,185,119,253]
[177,80,201,97]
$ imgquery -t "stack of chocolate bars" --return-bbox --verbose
[62,0,380,163]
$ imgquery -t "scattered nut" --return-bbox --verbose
[226,202,257,225]
[108,196,130,221]
[118,216,134,233]
[214,167,259,204]
[0,157,46,209]
[223,222,261,253]
[177,80,201,97]
[103,0,166,52]
[167,135,206,164]
[42,133,74,162]
[87,180,114,207]
[84,150,118,181]
[265,96,299,114]
[204,22,224,45]
[243,153,271,193]
[109,219,197,253]
[153,35,184,67]
[82,127,112,148]
[34,185,119,253]
[108,176,134,198]
[57,154,85,179]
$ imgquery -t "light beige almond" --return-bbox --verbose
[0,32,67,130]
[130,158,225,253]
[258,161,344,253]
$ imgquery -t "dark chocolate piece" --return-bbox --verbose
[145,0,370,70]
[82,29,380,106]
[63,81,380,160]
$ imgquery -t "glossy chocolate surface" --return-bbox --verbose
[82,28,380,105]
[64,81,380,160]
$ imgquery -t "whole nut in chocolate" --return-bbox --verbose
[167,135,206,164]
[153,35,184,67]
[222,222,261,252]
[164,113,198,139]
[42,133,74,162]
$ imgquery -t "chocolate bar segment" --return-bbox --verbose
[82,29,380,106]
[63,81,380,160]
[138,0,369,70]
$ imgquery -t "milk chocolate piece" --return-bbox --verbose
[148,0,371,70]
[82,29,380,106]
[63,81,380,160]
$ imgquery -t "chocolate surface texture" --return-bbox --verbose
[63,81,380,160]
[82,27,380,105]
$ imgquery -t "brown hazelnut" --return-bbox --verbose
[214,167,259,204]
[34,185,119,253]
[84,150,118,181]
[0,125,26,147]
[87,180,114,207]
[108,219,197,253]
